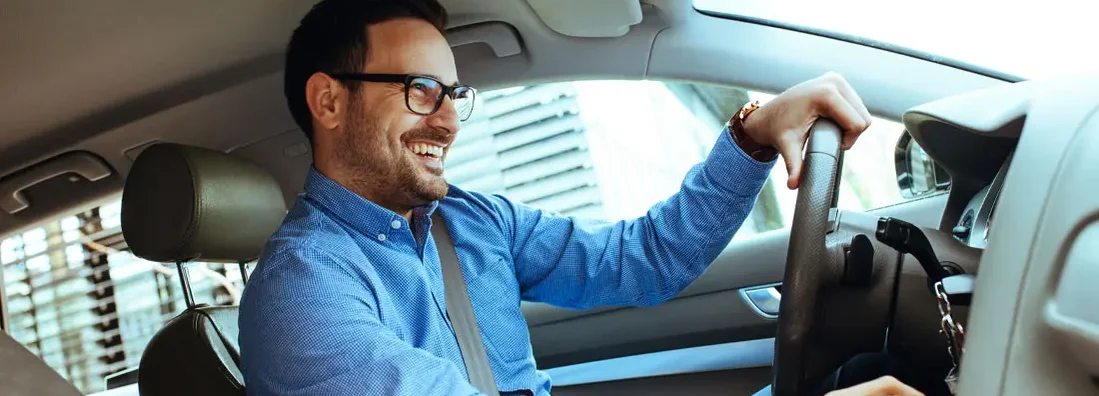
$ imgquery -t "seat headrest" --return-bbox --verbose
[121,143,286,263]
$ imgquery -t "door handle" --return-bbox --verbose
[740,284,781,319]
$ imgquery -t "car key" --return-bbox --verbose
[935,279,967,395]
[940,274,975,306]
[938,274,974,393]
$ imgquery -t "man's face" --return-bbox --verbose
[333,18,460,208]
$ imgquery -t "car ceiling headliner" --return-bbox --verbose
[0,0,684,172]
[0,0,1007,238]
[0,0,290,157]
[1,1,309,171]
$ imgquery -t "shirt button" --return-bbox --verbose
[391,220,401,229]
[377,234,387,242]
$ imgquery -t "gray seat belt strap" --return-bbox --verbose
[431,212,500,396]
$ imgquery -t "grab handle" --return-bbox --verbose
[0,152,113,214]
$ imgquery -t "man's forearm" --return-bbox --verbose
[512,127,774,308]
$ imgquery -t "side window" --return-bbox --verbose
[1,202,247,394]
[447,80,908,237]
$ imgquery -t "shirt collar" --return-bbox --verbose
[302,167,438,234]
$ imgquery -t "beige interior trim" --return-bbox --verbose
[0,331,82,395]
[955,75,1099,395]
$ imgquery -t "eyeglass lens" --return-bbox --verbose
[406,76,475,121]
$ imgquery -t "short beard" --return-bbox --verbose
[334,99,448,212]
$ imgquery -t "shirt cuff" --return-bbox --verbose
[701,126,777,197]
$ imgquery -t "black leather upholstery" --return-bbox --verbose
[121,143,286,263]
[120,143,287,395]
[138,306,245,396]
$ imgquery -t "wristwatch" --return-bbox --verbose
[728,100,778,162]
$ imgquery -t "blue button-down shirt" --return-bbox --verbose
[239,128,773,395]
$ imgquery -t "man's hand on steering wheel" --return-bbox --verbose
[741,72,873,189]
[745,72,883,395]
[826,376,925,396]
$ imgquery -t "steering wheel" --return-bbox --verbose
[771,120,845,396]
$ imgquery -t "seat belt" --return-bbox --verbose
[431,212,500,396]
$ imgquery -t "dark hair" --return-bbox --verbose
[284,0,448,142]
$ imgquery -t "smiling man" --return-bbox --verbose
[237,1,918,395]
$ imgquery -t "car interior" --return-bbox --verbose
[1,1,1097,395]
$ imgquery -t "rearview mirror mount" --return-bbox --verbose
[895,131,950,199]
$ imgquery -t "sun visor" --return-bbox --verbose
[527,0,643,37]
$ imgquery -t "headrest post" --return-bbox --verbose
[238,261,250,285]
[176,262,196,309]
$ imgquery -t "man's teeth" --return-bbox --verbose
[409,143,444,157]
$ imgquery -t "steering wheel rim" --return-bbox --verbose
[771,119,845,396]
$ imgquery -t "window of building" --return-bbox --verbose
[1,79,909,393]
[1,203,248,393]
[447,80,907,238]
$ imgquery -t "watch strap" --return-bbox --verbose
[729,101,778,162]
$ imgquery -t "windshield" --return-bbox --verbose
[694,0,1098,80]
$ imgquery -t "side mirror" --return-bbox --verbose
[895,131,950,198]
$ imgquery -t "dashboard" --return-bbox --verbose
[897,74,1099,396]
[901,81,1030,251]
[952,150,1014,248]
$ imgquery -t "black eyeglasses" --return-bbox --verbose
[329,73,477,121]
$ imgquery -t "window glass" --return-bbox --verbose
[1,207,251,394]
[448,80,906,237]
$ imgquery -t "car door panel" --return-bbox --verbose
[525,193,950,386]
[526,229,789,368]
[554,367,772,396]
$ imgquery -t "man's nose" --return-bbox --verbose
[427,96,460,135]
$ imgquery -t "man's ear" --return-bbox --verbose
[305,72,345,132]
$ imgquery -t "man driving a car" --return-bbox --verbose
[238,1,922,395]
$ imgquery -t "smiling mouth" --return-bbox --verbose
[406,141,445,159]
